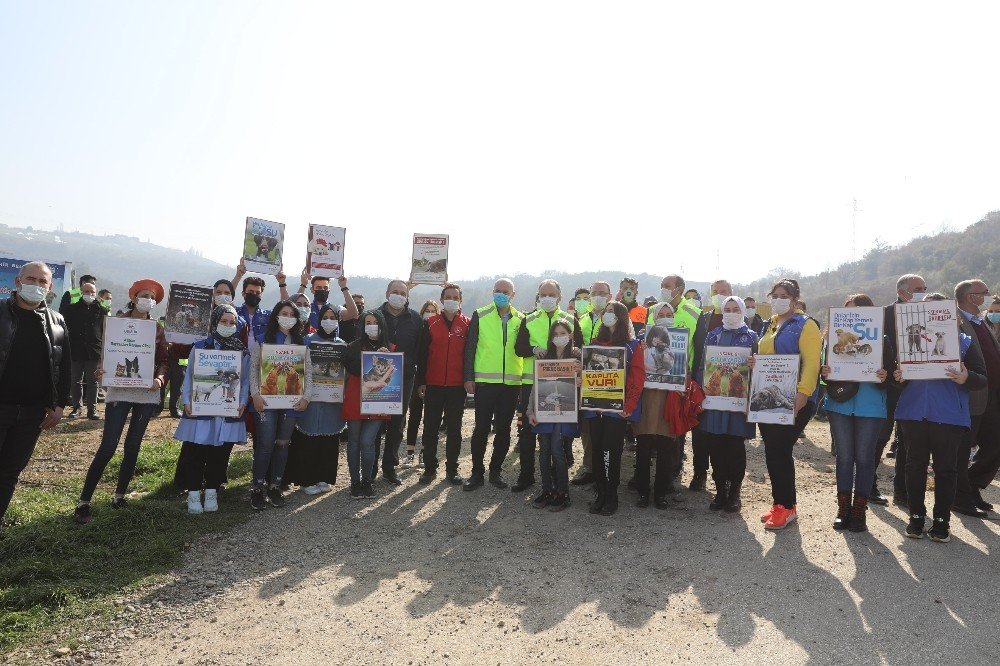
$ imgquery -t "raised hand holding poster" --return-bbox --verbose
[243,216,285,275]
[307,224,346,279]
[164,282,214,344]
[410,234,449,285]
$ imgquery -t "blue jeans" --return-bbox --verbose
[348,420,383,484]
[80,401,158,502]
[538,425,569,494]
[827,411,881,497]
[253,411,298,489]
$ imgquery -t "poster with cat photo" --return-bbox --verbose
[307,224,346,279]
[701,345,751,412]
[410,234,449,285]
[190,349,242,417]
[102,317,157,388]
[643,326,688,391]
[747,354,800,425]
[259,344,306,409]
[895,299,961,380]
[826,307,884,382]
[360,351,404,415]
[242,216,285,275]
[308,341,346,403]
[164,282,214,344]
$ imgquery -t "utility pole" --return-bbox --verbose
[851,198,863,261]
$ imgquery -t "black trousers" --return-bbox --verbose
[422,385,466,475]
[590,415,627,490]
[287,429,340,487]
[168,361,185,415]
[516,383,538,482]
[470,382,519,477]
[406,390,424,451]
[901,419,961,521]
[760,402,816,509]
[875,389,907,492]
[968,388,1000,492]
[184,442,232,491]
[636,434,679,498]
[690,428,710,475]
[704,431,747,487]
[0,404,46,519]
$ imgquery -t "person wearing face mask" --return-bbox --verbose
[619,277,648,338]
[167,305,251,515]
[513,279,583,493]
[952,279,1000,518]
[685,290,703,311]
[571,280,613,487]
[74,279,169,523]
[570,288,591,319]
[97,289,113,313]
[235,276,271,353]
[61,277,105,420]
[743,297,765,336]
[749,278,821,530]
[985,296,1000,339]
[647,275,700,342]
[247,300,312,510]
[402,299,441,468]
[0,261,71,522]
[296,272,359,335]
[59,274,97,311]
[416,285,470,485]
[343,309,395,499]
[463,278,526,490]
[286,304,347,496]
[526,319,580,511]
[292,292,314,334]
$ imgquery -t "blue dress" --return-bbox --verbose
[173,338,251,446]
[296,332,347,437]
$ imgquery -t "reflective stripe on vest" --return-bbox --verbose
[520,308,575,383]
[473,303,524,385]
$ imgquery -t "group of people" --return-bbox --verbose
[1,261,998,547]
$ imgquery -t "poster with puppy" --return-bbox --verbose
[410,234,449,285]
[101,317,157,388]
[259,344,306,409]
[307,224,346,279]
[702,345,751,412]
[243,216,285,275]
[360,351,404,415]
[534,359,580,423]
[580,345,627,412]
[895,299,961,380]
[826,307,884,382]
[747,354,800,425]
[164,282,214,344]
[643,326,688,391]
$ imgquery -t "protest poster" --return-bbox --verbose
[242,216,285,275]
[307,224,346,279]
[164,282,214,344]
[701,345,751,412]
[643,326,688,391]
[259,344,306,409]
[190,349,242,417]
[0,255,72,308]
[895,299,962,380]
[360,351,404,415]
[580,345,627,412]
[308,341,347,403]
[826,306,884,382]
[410,234,449,285]
[747,354,800,425]
[534,359,580,423]
[102,317,157,388]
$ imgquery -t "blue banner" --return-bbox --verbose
[0,255,72,307]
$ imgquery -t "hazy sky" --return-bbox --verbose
[2,2,998,284]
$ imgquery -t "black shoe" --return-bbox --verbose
[169,411,181,419]
[869,486,889,506]
[654,496,669,510]
[266,487,286,507]
[636,495,650,508]
[689,472,707,492]
[589,490,606,515]
[350,483,362,500]
[463,474,484,491]
[951,503,988,519]
[73,503,92,524]
[905,514,925,539]
[87,410,100,420]
[419,471,436,485]
[250,489,266,510]
[110,496,128,509]
[709,490,728,511]
[724,485,742,513]
[488,473,508,489]
[362,482,376,499]
[886,449,896,459]
[532,491,552,508]
[68,408,80,419]
[549,493,570,512]
[892,489,908,507]
[973,489,993,512]
[447,474,463,486]
[927,518,951,543]
[571,471,595,486]
[382,471,402,486]
[511,478,535,493]
[600,492,619,516]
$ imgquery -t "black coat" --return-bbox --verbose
[61,299,106,361]
[377,302,422,372]
[0,297,73,408]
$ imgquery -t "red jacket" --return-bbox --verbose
[418,312,470,387]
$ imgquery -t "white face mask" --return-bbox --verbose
[770,298,791,315]
[660,288,674,302]
[277,315,297,331]
[553,334,570,348]
[602,312,618,327]
[655,317,674,328]
[907,291,926,303]
[712,294,726,311]
[18,283,48,304]
[691,299,702,309]
[134,297,154,313]
[423,312,435,321]
[387,293,407,309]
[320,319,339,334]
[216,323,237,338]
[81,294,96,304]
[722,312,744,330]
[745,307,757,319]
[365,324,380,339]
[538,296,558,312]
[592,295,609,311]
[442,299,460,314]
[297,306,310,321]
[214,294,233,306]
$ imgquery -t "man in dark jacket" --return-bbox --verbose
[60,278,105,419]
[0,261,72,521]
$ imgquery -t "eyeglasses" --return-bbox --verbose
[970,291,991,297]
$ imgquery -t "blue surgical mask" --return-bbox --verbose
[493,293,511,308]
[988,313,1000,324]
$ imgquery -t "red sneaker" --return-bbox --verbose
[764,505,798,530]
[761,503,779,523]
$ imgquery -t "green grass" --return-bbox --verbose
[0,439,254,656]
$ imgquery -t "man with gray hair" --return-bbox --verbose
[0,261,72,521]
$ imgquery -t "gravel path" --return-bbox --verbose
[77,421,1000,665]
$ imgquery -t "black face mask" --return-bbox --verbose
[244,293,261,308]
[314,289,330,304]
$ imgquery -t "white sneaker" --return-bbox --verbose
[302,484,323,496]
[316,482,332,492]
[400,454,414,468]
[203,489,218,512]
[187,491,204,514]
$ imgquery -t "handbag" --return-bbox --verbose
[824,379,859,403]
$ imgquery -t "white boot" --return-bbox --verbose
[203,488,219,512]
[187,490,204,514]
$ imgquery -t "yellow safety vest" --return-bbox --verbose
[520,307,575,384]
[579,312,600,345]
[473,303,525,385]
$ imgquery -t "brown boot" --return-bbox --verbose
[848,495,868,533]
[833,492,851,530]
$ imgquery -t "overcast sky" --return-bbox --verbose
[2,2,998,284]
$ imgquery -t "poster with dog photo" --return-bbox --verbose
[410,234,449,285]
[307,224,346,279]
[360,351,404,415]
[643,326,688,391]
[826,307,884,382]
[747,354,800,425]
[242,216,285,276]
[702,345,751,412]
[580,345,627,412]
[101,317,157,388]
[308,341,346,403]
[259,344,307,409]
[164,282,214,344]
[534,359,580,423]
[895,299,961,380]
[190,349,242,417]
